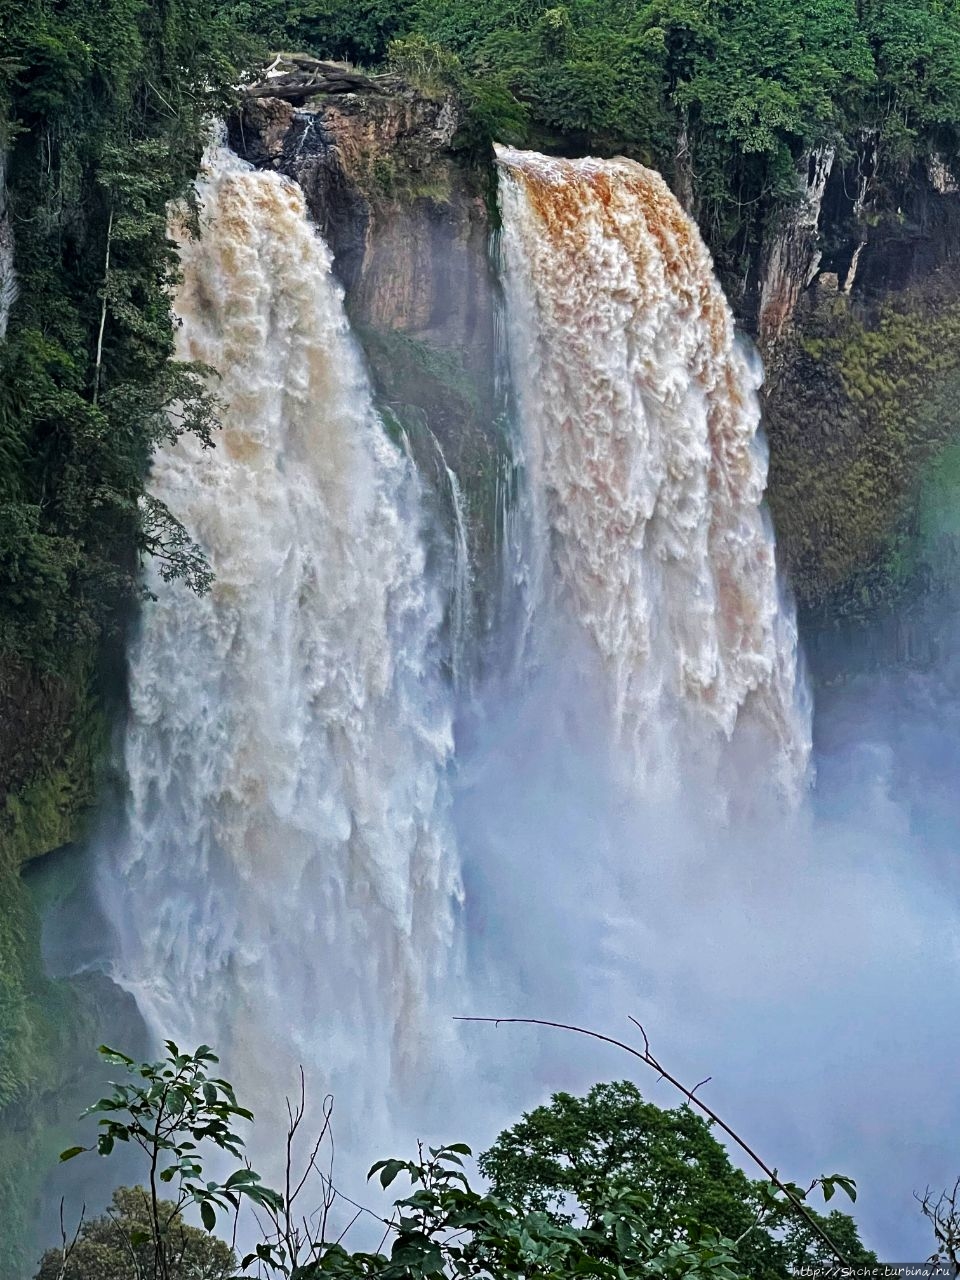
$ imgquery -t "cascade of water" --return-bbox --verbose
[423,426,474,690]
[53,138,960,1263]
[98,141,463,1140]
[494,146,811,803]
[0,154,16,339]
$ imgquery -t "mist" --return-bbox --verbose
[26,143,960,1271]
[453,590,960,1257]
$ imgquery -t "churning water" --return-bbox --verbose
[78,137,960,1259]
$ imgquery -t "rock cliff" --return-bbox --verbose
[232,88,492,356]
[759,143,960,620]
[756,140,960,349]
[229,69,505,611]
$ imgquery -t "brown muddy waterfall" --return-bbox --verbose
[102,136,960,1257]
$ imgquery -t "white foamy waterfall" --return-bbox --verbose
[96,137,812,1200]
[72,135,960,1265]
[0,154,16,339]
[99,142,463,1140]
[495,147,811,802]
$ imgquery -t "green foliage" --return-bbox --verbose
[0,0,247,673]
[860,0,960,172]
[479,1081,874,1279]
[35,1186,237,1280]
[765,285,960,618]
[53,1043,882,1280]
[58,1052,753,1280]
[321,1142,745,1280]
[232,0,418,64]
[60,1040,283,1271]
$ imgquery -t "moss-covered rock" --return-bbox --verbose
[764,277,960,622]
[0,655,108,1274]
[358,323,511,645]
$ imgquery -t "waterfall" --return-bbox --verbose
[424,425,474,689]
[93,137,813,1214]
[494,147,810,803]
[47,140,960,1262]
[99,142,463,1138]
[0,155,16,339]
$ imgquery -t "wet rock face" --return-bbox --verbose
[755,143,960,353]
[759,147,960,620]
[229,89,494,379]
[835,175,960,301]
[229,83,505,614]
[756,145,836,350]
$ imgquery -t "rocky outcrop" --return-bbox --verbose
[760,142,960,619]
[756,139,960,353]
[757,145,835,350]
[229,79,495,402]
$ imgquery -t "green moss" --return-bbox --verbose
[366,152,454,204]
[0,664,108,1274]
[356,324,511,635]
[360,325,481,412]
[918,439,960,544]
[908,439,960,598]
[357,323,502,524]
[0,870,78,1274]
[765,283,960,622]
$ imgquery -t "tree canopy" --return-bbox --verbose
[42,1043,881,1280]
[35,1186,237,1280]
[479,1081,875,1279]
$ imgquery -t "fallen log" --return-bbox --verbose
[243,55,397,99]
[242,78,386,99]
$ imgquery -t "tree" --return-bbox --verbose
[55,1036,882,1280]
[0,0,251,672]
[58,1042,283,1280]
[35,1187,236,1280]
[917,1178,960,1273]
[479,1081,874,1280]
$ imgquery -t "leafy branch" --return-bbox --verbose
[60,1042,282,1280]
[455,1015,856,1265]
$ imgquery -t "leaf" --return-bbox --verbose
[375,1158,408,1189]
[200,1200,216,1231]
[820,1172,856,1203]
[834,1174,857,1203]
[97,1045,134,1066]
[59,1146,86,1162]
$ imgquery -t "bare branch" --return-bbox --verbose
[455,1014,853,1266]
[53,1199,85,1280]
